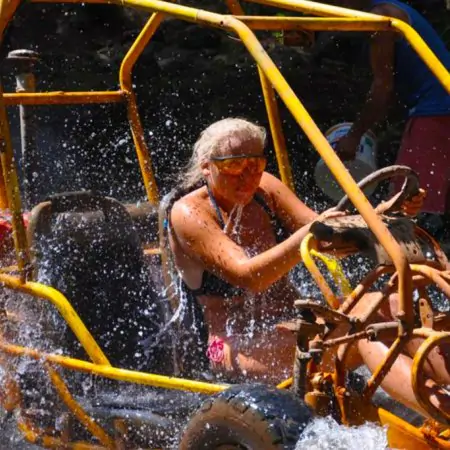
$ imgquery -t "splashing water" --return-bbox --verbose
[223,204,254,338]
[296,416,388,450]
[224,203,245,242]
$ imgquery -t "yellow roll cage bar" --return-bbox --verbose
[0,0,450,447]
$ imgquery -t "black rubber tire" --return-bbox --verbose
[179,384,313,450]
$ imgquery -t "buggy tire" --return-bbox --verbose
[179,384,313,450]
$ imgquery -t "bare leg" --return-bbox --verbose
[235,330,296,383]
[404,337,450,386]
[334,292,450,417]
[358,338,450,418]
[383,293,450,385]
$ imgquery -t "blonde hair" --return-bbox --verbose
[180,117,267,191]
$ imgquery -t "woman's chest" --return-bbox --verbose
[224,203,278,253]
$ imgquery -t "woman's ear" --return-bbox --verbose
[202,161,211,177]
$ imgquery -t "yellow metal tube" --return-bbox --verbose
[276,377,293,389]
[258,67,295,191]
[391,18,450,94]
[411,332,450,424]
[411,264,450,299]
[124,92,159,204]
[115,0,200,22]
[237,16,392,31]
[0,340,229,395]
[3,91,125,106]
[0,83,30,278]
[119,13,165,92]
[32,0,109,2]
[0,273,110,366]
[412,328,440,340]
[241,0,383,18]
[46,363,115,448]
[0,0,21,42]
[120,13,164,205]
[300,234,339,309]
[25,0,379,20]
[0,158,7,209]
[18,418,107,450]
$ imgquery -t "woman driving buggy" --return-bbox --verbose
[160,117,449,419]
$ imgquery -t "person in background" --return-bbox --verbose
[335,0,450,236]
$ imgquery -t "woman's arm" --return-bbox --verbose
[170,185,341,293]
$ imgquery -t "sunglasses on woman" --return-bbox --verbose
[210,154,267,175]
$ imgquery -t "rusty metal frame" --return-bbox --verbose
[301,231,450,437]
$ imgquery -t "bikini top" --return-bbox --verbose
[186,185,286,299]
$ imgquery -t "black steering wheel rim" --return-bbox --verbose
[335,165,420,213]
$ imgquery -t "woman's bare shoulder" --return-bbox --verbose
[259,172,317,226]
[259,172,295,198]
[170,187,213,230]
[172,187,204,207]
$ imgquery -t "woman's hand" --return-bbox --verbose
[314,207,347,223]
[401,188,426,217]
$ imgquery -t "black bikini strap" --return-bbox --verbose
[254,193,276,221]
[206,183,226,228]
[254,193,285,243]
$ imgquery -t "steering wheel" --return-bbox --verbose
[335,165,420,214]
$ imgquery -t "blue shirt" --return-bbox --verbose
[372,0,450,117]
